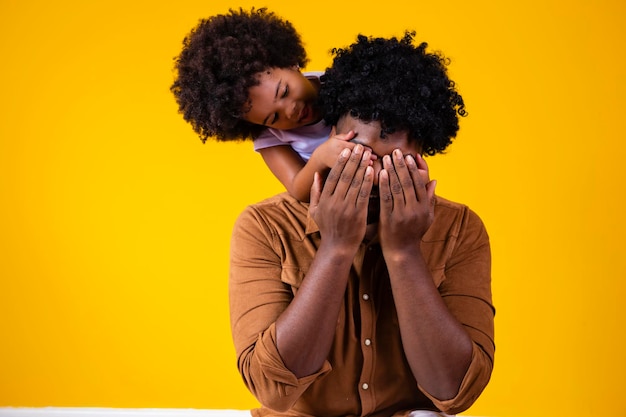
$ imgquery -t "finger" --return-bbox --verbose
[335,130,356,141]
[406,154,432,204]
[405,154,425,201]
[379,168,392,217]
[415,152,428,171]
[415,153,430,185]
[383,152,405,205]
[426,179,437,219]
[335,144,365,199]
[356,165,374,210]
[427,179,437,204]
[310,171,322,209]
[426,180,437,214]
[338,140,356,149]
[345,148,372,204]
[322,148,351,197]
[392,149,418,205]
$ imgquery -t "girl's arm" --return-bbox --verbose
[259,145,318,202]
[259,130,360,202]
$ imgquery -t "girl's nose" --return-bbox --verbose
[284,100,297,120]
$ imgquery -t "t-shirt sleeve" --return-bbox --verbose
[253,129,288,152]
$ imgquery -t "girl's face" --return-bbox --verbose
[243,66,321,130]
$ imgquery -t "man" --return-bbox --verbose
[229,32,494,417]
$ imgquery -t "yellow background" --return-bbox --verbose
[1,1,624,416]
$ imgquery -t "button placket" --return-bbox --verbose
[358,244,379,414]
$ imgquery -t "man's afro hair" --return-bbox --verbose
[170,8,308,142]
[319,32,466,155]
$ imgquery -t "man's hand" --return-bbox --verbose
[309,144,374,251]
[377,150,474,400]
[378,149,436,255]
[274,145,374,379]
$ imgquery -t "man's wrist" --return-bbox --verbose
[382,243,424,265]
[317,240,359,263]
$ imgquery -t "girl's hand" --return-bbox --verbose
[310,127,377,170]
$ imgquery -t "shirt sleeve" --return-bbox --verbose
[229,206,332,412]
[253,128,287,152]
[420,206,495,414]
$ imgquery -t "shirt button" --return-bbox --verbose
[362,383,369,390]
[362,294,370,301]
[364,338,372,346]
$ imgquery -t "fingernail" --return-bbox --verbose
[341,148,350,157]
[354,144,363,153]
[394,149,402,159]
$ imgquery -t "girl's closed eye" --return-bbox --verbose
[282,85,289,98]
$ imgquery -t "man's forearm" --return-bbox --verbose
[385,247,473,400]
[274,241,354,377]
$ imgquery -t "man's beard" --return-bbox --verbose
[366,186,380,225]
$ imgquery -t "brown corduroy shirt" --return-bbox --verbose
[229,193,494,417]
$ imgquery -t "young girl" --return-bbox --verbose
[170,7,370,201]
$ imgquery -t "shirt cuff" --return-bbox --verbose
[257,323,332,397]
[417,343,493,415]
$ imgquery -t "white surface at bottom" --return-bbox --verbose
[0,409,251,417]
[0,408,488,417]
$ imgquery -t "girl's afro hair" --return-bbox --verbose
[170,8,308,142]
[319,32,466,155]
